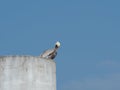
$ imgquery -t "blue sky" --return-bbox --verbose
[0,0,120,90]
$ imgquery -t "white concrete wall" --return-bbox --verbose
[0,56,56,90]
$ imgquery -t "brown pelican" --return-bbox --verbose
[40,41,60,59]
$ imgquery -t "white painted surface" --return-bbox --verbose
[0,56,56,90]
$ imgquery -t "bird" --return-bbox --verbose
[40,41,60,59]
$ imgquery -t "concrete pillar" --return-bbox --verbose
[0,56,56,90]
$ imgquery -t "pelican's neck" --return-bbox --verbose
[55,45,59,50]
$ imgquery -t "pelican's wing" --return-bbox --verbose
[49,51,57,59]
[40,49,54,58]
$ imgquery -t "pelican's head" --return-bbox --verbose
[55,41,61,48]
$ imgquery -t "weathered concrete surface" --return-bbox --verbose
[0,56,56,90]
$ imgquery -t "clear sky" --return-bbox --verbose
[0,0,120,90]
